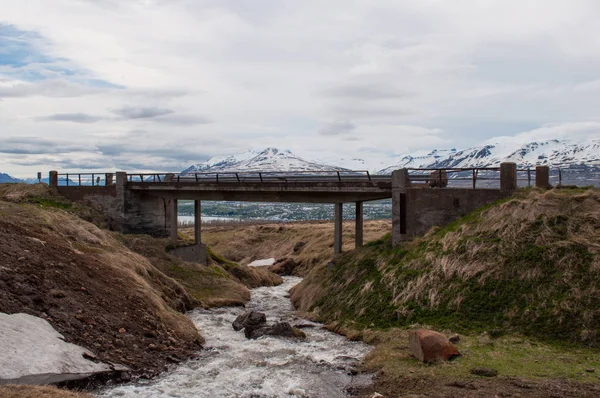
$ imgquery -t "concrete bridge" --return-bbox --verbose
[49,164,552,264]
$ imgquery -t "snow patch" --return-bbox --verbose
[248,258,276,267]
[0,313,114,385]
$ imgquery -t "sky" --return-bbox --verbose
[1,0,600,177]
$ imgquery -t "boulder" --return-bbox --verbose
[0,312,114,384]
[232,311,266,332]
[268,258,298,275]
[245,322,306,340]
[409,329,460,363]
[448,333,461,344]
[293,242,306,253]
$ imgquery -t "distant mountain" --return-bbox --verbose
[0,173,22,183]
[378,139,600,173]
[183,147,346,174]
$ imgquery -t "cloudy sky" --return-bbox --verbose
[2,0,600,177]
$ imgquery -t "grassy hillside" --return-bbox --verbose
[291,188,600,346]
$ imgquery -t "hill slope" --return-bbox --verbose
[291,188,600,346]
[0,184,281,377]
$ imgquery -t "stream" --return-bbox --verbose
[97,276,373,398]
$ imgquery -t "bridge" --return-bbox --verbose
[49,164,552,264]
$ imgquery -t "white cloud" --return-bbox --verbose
[1,0,600,177]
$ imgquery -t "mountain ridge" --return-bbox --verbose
[182,139,600,175]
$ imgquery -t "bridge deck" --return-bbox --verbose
[128,173,393,203]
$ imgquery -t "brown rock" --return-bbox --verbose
[409,329,460,363]
[268,258,298,276]
[245,322,305,340]
[448,333,461,344]
[232,311,267,332]
[293,242,306,253]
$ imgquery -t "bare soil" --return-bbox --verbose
[364,374,600,398]
[0,199,202,378]
[0,385,91,398]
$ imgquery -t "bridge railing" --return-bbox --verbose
[56,173,115,187]
[127,170,391,184]
[405,167,539,189]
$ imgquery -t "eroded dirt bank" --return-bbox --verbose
[0,184,281,381]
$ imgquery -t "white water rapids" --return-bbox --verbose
[97,276,373,398]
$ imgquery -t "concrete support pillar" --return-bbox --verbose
[355,201,363,248]
[500,162,517,193]
[49,171,58,189]
[170,199,178,244]
[194,200,202,244]
[535,166,551,189]
[392,168,410,246]
[392,168,411,189]
[334,203,343,255]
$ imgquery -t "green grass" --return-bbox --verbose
[365,330,600,383]
[27,197,72,209]
[304,189,600,347]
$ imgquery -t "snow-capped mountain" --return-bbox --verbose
[378,139,600,173]
[0,173,22,183]
[183,148,346,174]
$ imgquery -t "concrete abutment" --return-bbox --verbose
[391,164,516,245]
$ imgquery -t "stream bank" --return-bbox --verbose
[97,277,373,398]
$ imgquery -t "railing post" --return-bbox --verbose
[535,166,551,189]
[49,171,58,190]
[170,199,178,243]
[500,162,517,193]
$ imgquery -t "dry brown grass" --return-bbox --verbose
[0,385,91,398]
[118,234,282,308]
[291,188,600,345]
[0,183,52,202]
[183,219,391,276]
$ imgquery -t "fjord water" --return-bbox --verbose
[98,277,372,398]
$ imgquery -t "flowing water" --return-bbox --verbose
[97,277,373,398]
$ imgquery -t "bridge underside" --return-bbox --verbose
[128,182,391,203]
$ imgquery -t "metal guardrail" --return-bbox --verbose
[54,166,596,189]
[405,167,539,189]
[56,173,114,187]
[127,170,389,184]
